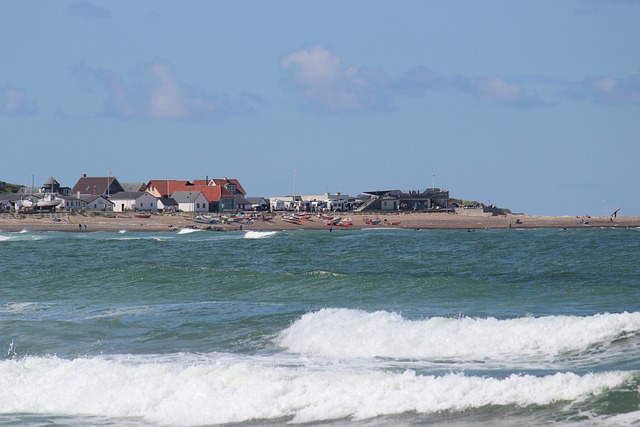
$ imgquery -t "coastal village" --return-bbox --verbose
[0,174,498,218]
[1,175,637,231]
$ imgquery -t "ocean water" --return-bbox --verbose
[1,226,639,426]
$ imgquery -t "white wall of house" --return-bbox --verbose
[111,193,158,212]
[56,197,85,210]
[135,193,158,211]
[157,200,177,212]
[175,192,209,212]
[88,197,114,211]
[111,198,134,212]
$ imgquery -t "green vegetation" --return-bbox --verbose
[0,181,21,193]
[449,198,511,214]
[449,197,483,207]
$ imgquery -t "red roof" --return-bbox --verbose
[147,180,192,197]
[147,178,245,200]
[186,185,234,202]
[191,178,246,195]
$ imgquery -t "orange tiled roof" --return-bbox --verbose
[147,180,192,197]
[211,178,246,195]
[187,185,234,202]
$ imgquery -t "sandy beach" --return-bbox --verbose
[1,211,638,233]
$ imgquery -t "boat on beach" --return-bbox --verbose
[20,194,62,209]
[192,215,220,224]
[363,217,381,225]
[324,217,342,226]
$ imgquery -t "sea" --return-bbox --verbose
[1,226,639,426]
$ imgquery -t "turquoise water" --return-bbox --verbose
[1,227,639,426]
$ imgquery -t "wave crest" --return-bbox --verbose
[277,309,640,363]
[0,355,633,425]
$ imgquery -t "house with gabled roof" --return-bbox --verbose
[109,192,158,212]
[56,194,85,210]
[192,177,248,211]
[41,176,72,196]
[146,180,193,198]
[172,191,209,212]
[157,197,179,212]
[79,195,114,211]
[72,174,124,197]
[246,197,268,211]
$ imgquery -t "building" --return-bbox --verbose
[79,195,114,211]
[109,192,158,212]
[56,194,85,210]
[172,191,209,212]
[146,180,193,198]
[246,197,269,211]
[40,176,72,196]
[157,197,179,212]
[356,188,450,212]
[121,182,148,192]
[72,174,125,197]
[147,178,245,212]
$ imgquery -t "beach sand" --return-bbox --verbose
[1,212,638,233]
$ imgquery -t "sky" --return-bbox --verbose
[1,1,639,216]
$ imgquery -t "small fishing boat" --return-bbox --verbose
[282,215,302,224]
[20,195,62,209]
[134,213,152,218]
[324,217,341,226]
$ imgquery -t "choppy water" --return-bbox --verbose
[1,227,639,426]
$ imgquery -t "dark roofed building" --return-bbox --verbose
[121,182,148,192]
[72,174,125,197]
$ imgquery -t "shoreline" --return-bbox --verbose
[1,212,639,233]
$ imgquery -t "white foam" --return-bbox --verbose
[177,228,201,234]
[0,302,51,314]
[277,309,640,365]
[0,355,633,425]
[244,230,278,239]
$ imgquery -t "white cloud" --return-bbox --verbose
[476,77,524,102]
[79,62,246,120]
[0,85,38,116]
[280,46,391,112]
[583,72,640,105]
[454,75,546,107]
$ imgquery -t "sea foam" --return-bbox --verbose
[177,228,201,234]
[244,230,278,239]
[0,355,633,425]
[277,309,640,364]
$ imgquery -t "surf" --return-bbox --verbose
[0,354,635,426]
[277,309,640,367]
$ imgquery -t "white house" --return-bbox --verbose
[246,197,268,211]
[56,195,85,210]
[157,197,179,212]
[172,191,209,212]
[109,192,158,212]
[79,195,114,211]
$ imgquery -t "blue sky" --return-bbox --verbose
[1,1,639,216]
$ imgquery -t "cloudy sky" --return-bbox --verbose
[1,1,639,216]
